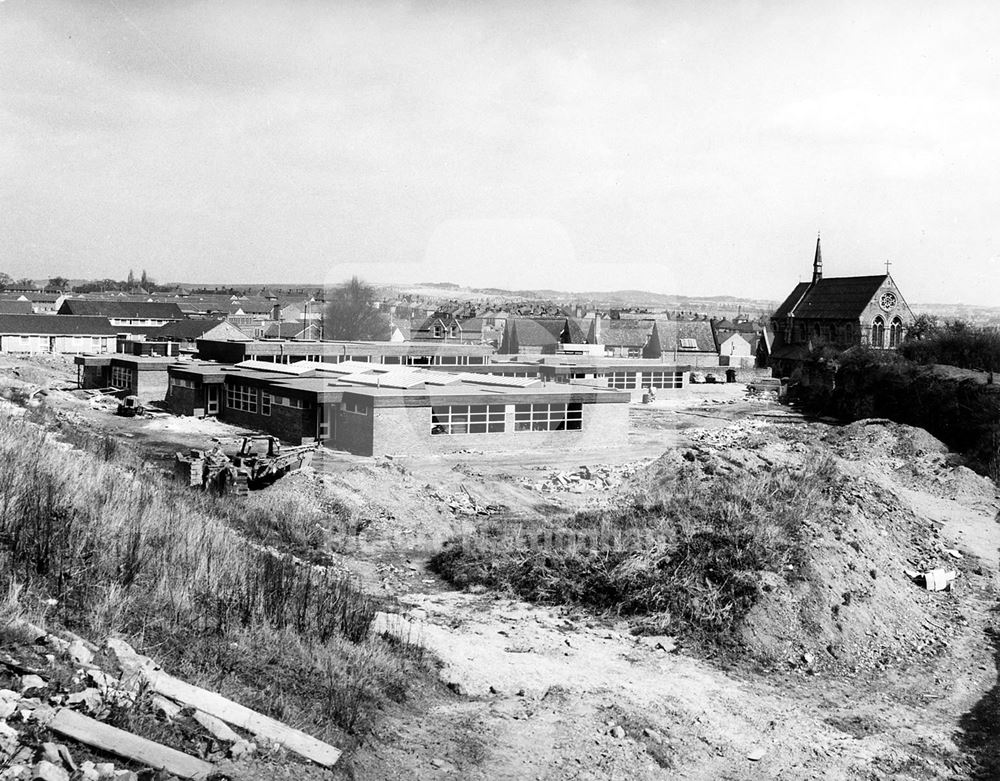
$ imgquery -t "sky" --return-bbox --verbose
[2,0,999,305]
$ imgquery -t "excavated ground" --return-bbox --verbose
[4,355,1000,779]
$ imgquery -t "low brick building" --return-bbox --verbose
[534,358,691,401]
[75,354,174,401]
[165,359,630,456]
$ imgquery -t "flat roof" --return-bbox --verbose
[539,360,694,375]
[109,355,174,370]
[197,338,494,357]
[166,360,629,406]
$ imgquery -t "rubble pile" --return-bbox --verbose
[522,463,644,494]
[427,487,505,516]
[0,627,340,780]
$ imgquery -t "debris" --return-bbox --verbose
[19,675,46,694]
[150,696,181,720]
[67,640,95,667]
[65,688,104,714]
[609,726,625,739]
[106,639,340,767]
[35,707,213,780]
[944,548,963,560]
[29,761,69,781]
[905,568,958,591]
[747,747,766,761]
[39,744,63,766]
[191,710,240,744]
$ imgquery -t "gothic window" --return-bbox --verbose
[871,316,885,349]
[889,317,903,348]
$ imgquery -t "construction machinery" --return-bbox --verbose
[175,436,318,496]
[116,395,145,417]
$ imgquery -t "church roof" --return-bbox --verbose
[776,275,889,320]
[773,282,810,320]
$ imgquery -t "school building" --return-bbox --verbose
[164,359,629,456]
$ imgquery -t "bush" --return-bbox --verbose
[901,321,1000,371]
[792,348,1000,477]
[431,459,836,643]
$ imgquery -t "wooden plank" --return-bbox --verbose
[145,670,341,767]
[192,709,241,744]
[45,708,213,780]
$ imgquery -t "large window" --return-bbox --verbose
[226,382,257,413]
[514,402,582,432]
[432,404,505,435]
[608,371,637,390]
[871,316,885,349]
[271,395,305,408]
[640,371,684,389]
[888,317,903,348]
[111,366,132,390]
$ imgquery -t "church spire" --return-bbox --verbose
[812,232,823,284]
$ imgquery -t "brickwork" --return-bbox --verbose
[166,384,200,416]
[135,371,169,404]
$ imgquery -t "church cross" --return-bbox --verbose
[884,259,892,274]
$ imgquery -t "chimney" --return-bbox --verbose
[812,233,823,284]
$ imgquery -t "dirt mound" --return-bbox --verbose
[625,418,999,674]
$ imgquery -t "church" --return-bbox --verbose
[769,236,915,372]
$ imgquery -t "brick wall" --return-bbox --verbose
[135,371,169,404]
[80,364,109,389]
[220,401,315,444]
[334,406,374,454]
[166,384,201,416]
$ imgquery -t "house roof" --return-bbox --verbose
[510,318,569,347]
[0,301,34,315]
[263,322,319,339]
[603,320,654,347]
[775,275,889,320]
[147,318,246,341]
[58,300,185,319]
[653,319,717,352]
[0,314,118,336]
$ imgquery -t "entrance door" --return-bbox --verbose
[206,385,219,416]
[317,403,332,442]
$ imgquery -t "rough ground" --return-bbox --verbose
[3,354,999,779]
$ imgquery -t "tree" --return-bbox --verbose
[323,277,389,341]
[14,278,35,289]
[127,269,135,290]
[0,272,11,288]
[905,314,940,342]
[48,276,69,290]
[140,269,150,290]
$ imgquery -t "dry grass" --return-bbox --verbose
[0,413,426,743]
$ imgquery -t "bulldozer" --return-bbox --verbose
[175,436,318,496]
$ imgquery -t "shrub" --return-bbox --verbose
[431,459,836,643]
